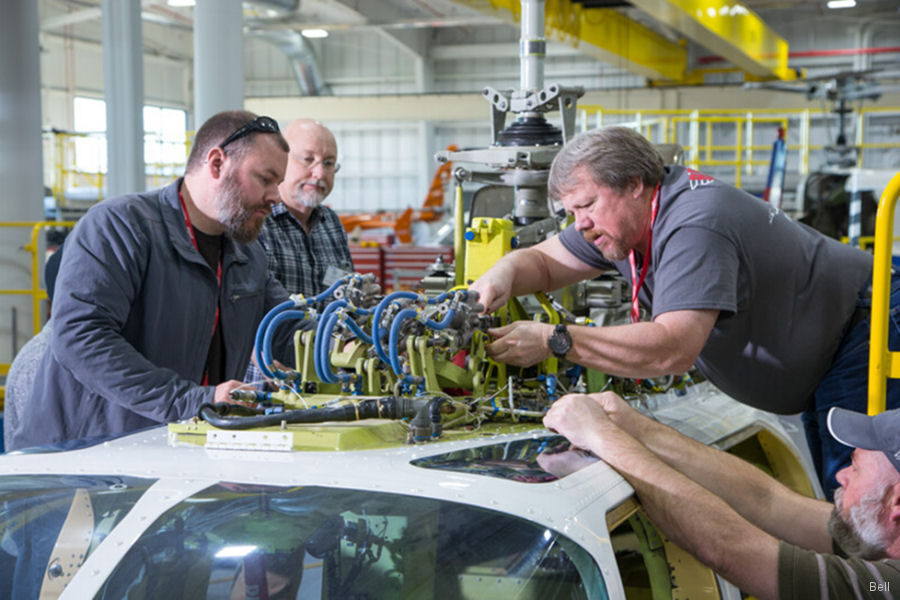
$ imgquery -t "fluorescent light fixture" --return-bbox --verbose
[826,0,856,8]
[215,545,258,558]
[301,28,329,39]
[167,0,196,6]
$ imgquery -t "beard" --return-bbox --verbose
[828,487,891,560]
[216,170,268,244]
[296,180,327,209]
[582,231,629,262]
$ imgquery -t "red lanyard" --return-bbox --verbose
[178,188,222,385]
[628,183,662,324]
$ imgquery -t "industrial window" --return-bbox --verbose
[143,104,188,180]
[71,97,187,183]
[72,96,107,175]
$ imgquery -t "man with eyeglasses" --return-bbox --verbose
[9,111,297,451]
[245,119,353,388]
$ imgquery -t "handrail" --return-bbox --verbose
[0,220,76,334]
[867,171,900,416]
[580,105,900,187]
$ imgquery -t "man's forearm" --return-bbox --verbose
[493,246,554,297]
[615,405,833,553]
[567,321,694,378]
[587,425,780,600]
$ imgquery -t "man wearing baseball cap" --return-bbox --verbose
[541,392,900,599]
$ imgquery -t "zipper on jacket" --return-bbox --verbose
[230,289,265,303]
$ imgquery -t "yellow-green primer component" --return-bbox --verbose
[464,217,516,284]
[168,416,540,452]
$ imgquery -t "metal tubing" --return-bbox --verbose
[454,182,465,287]
[519,0,545,92]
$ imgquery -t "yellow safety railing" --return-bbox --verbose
[0,221,77,376]
[867,170,900,416]
[579,105,900,188]
[47,129,190,208]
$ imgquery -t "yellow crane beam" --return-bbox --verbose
[455,0,686,82]
[451,0,796,83]
[573,8,687,82]
[628,0,796,81]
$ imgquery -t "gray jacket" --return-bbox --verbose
[10,179,294,450]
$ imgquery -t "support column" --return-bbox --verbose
[415,55,436,231]
[0,0,44,362]
[102,0,145,197]
[194,0,244,126]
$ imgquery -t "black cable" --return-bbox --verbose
[197,397,408,430]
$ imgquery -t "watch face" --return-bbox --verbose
[549,325,572,357]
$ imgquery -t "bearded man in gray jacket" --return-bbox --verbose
[10,110,295,451]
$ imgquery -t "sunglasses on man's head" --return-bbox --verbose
[220,116,280,150]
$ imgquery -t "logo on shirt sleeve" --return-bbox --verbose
[687,169,715,191]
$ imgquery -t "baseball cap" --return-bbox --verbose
[827,406,900,473]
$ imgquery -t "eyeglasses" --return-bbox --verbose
[220,116,280,150]
[298,154,341,174]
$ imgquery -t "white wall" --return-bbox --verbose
[327,122,421,212]
[29,3,900,217]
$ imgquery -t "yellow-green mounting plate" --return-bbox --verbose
[167,419,542,452]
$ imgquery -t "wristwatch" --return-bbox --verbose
[547,323,572,359]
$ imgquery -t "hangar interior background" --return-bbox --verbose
[0,0,899,369]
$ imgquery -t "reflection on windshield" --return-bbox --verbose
[0,475,155,600]
[94,483,606,599]
[410,435,599,482]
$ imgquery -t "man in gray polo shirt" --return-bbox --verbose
[470,126,897,499]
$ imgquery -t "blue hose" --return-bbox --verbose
[314,300,347,382]
[371,291,418,364]
[262,309,309,379]
[254,299,296,379]
[343,315,373,344]
[388,307,419,375]
[314,297,375,383]
[312,275,350,304]
[424,309,455,330]
[318,310,344,383]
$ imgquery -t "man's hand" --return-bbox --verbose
[543,392,623,451]
[214,380,252,405]
[485,321,553,366]
[468,270,514,315]
[589,390,642,433]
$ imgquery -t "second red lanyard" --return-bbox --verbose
[628,182,662,324]
[178,188,222,385]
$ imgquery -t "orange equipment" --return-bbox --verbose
[339,145,457,244]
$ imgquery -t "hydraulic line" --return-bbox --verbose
[423,308,455,330]
[315,299,348,383]
[313,275,350,304]
[251,278,360,381]
[371,291,419,364]
[318,309,346,384]
[254,299,297,379]
[388,307,420,376]
[386,290,476,377]
[262,309,309,380]
[342,315,373,344]
[253,278,354,382]
[315,297,374,383]
[198,396,419,429]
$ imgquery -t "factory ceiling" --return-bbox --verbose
[39,0,900,88]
